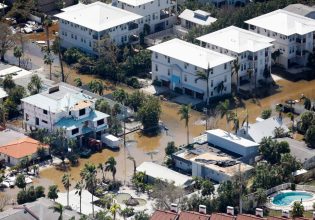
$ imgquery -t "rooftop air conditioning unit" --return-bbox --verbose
[255,208,263,218]
[282,210,290,218]
[227,206,234,215]
[199,205,206,214]
[170,203,178,213]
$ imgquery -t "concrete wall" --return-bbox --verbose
[191,161,232,183]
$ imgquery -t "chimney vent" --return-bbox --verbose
[255,208,263,217]
[227,206,234,215]
[199,205,206,214]
[282,210,290,218]
[170,203,178,213]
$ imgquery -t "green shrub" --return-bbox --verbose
[261,109,272,119]
[126,77,141,89]
[63,48,84,65]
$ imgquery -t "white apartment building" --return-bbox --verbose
[197,26,274,90]
[21,84,109,140]
[174,9,216,37]
[148,39,234,102]
[112,0,177,33]
[55,2,143,54]
[245,9,315,69]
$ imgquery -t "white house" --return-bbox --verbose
[0,88,7,104]
[197,26,274,90]
[148,38,234,102]
[174,9,216,37]
[21,84,109,140]
[55,2,143,54]
[112,0,177,33]
[245,9,315,69]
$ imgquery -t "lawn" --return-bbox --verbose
[268,209,313,218]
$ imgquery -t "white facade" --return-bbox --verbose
[21,84,109,139]
[149,39,234,102]
[113,0,177,33]
[245,9,315,69]
[197,26,274,89]
[55,2,143,54]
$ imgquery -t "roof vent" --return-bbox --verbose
[282,210,289,218]
[227,206,234,215]
[199,205,206,214]
[170,203,178,213]
[255,208,263,217]
[48,86,59,94]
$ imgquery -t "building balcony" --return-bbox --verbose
[248,55,258,61]
[296,50,306,56]
[296,38,306,43]
[160,12,170,20]
[265,52,268,57]
[128,22,138,31]
[92,35,98,40]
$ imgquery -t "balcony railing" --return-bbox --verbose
[160,13,170,20]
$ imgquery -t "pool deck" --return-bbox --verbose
[267,190,315,211]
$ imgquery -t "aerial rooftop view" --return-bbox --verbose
[0,0,314,219]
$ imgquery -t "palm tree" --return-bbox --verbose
[74,180,84,214]
[61,173,71,207]
[43,16,53,52]
[232,111,239,134]
[50,203,64,220]
[52,36,65,82]
[110,203,121,220]
[178,104,191,146]
[214,81,225,94]
[13,46,23,67]
[105,157,117,182]
[216,99,231,131]
[27,75,43,95]
[97,163,105,182]
[247,68,253,92]
[74,78,82,87]
[44,52,54,80]
[127,156,136,176]
[241,109,249,134]
[80,163,97,217]
[232,57,240,93]
[195,65,211,105]
[0,104,8,127]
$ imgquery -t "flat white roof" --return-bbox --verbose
[136,162,193,187]
[117,0,153,6]
[148,38,234,69]
[0,3,7,10]
[61,2,86,12]
[197,26,274,53]
[55,2,143,32]
[207,129,259,147]
[245,9,315,36]
[0,66,33,80]
[0,87,8,100]
[179,9,217,26]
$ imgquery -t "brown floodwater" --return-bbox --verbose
[40,67,315,191]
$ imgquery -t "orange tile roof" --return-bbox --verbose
[237,214,266,220]
[267,216,288,220]
[150,210,178,220]
[211,213,237,220]
[178,211,210,220]
[0,137,48,159]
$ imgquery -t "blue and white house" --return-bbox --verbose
[21,83,109,140]
[148,38,234,101]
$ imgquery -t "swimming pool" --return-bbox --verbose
[272,191,314,206]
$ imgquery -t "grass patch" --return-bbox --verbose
[268,209,313,218]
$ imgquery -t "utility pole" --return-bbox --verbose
[239,163,243,214]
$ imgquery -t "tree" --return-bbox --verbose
[261,109,272,119]
[43,16,53,52]
[216,99,232,131]
[2,75,16,92]
[110,203,121,220]
[195,68,210,105]
[88,80,105,95]
[52,36,65,82]
[36,147,47,160]
[50,203,65,220]
[232,57,240,92]
[128,91,146,112]
[292,201,304,218]
[259,137,290,164]
[138,96,161,132]
[48,185,59,201]
[96,99,111,114]
[252,163,282,190]
[75,180,84,214]
[127,156,137,176]
[62,173,71,207]
[27,75,43,95]
[13,46,23,67]
[165,141,178,156]
[35,186,45,198]
[255,188,267,208]
[271,49,281,65]
[80,163,97,217]
[201,180,214,197]
[273,127,286,138]
[9,86,25,105]
[216,181,240,212]
[74,78,83,87]
[121,207,134,219]
[16,174,26,190]
[298,112,314,133]
[214,81,225,94]
[0,104,8,127]
[98,163,106,182]
[178,104,191,146]
[134,211,150,220]
[280,153,302,177]
[305,125,315,148]
[44,51,54,80]
[231,111,239,134]
[105,157,117,182]
[132,171,146,192]
[113,89,128,104]
[0,22,15,62]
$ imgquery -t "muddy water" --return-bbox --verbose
[41,68,315,190]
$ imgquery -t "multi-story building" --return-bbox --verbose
[197,26,274,90]
[21,84,109,140]
[55,1,143,54]
[148,38,234,102]
[112,0,177,33]
[245,9,315,69]
[174,9,216,37]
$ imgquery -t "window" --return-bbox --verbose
[195,66,197,70]
[184,63,188,69]
[43,110,48,115]
[155,52,158,59]
[211,80,213,87]
[155,64,158,71]
[224,75,227,82]
[79,108,86,116]
[72,128,79,135]
[167,57,170,63]
[97,119,104,126]
[25,113,29,121]
[211,91,213,96]
[224,63,227,69]
[69,111,71,115]
[168,69,170,76]
[36,117,39,126]
[184,75,187,82]
[42,120,48,124]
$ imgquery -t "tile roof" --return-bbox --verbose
[237,214,266,220]
[0,137,48,159]
[211,213,236,220]
[150,210,178,220]
[178,211,210,220]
